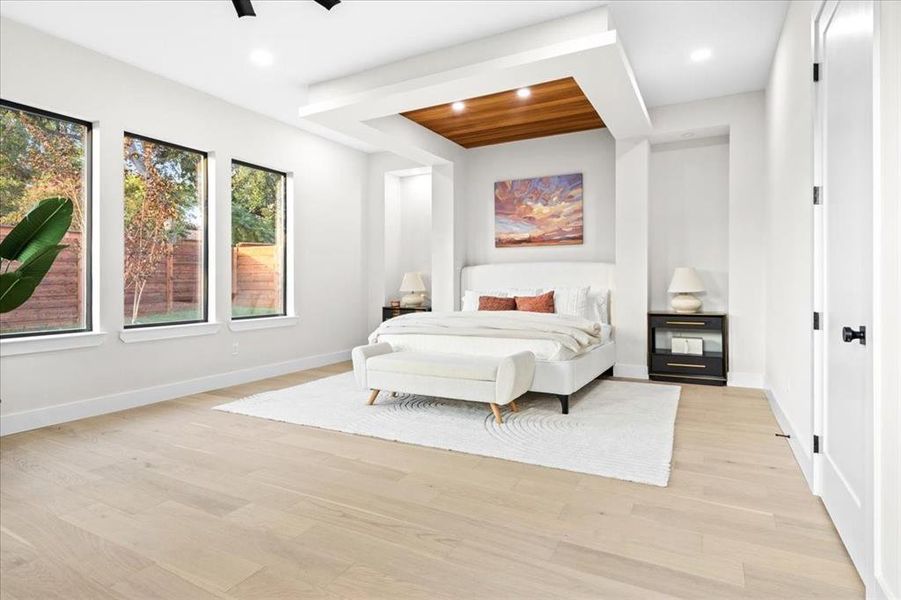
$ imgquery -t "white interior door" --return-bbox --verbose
[818,0,874,586]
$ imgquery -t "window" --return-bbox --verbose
[0,100,91,338]
[123,134,206,327]
[230,161,287,319]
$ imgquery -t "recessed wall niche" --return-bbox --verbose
[649,135,730,313]
[383,168,432,305]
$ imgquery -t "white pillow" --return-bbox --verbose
[502,288,542,299]
[549,286,590,318]
[587,289,610,324]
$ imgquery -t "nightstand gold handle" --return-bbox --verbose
[665,321,705,326]
[666,362,706,369]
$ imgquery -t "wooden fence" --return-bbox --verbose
[0,226,280,333]
[123,238,203,320]
[0,225,83,333]
[232,243,281,313]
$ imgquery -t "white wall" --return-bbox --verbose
[370,129,614,318]
[649,92,767,388]
[462,130,616,266]
[365,152,422,331]
[875,2,901,597]
[384,173,432,302]
[763,0,818,486]
[455,108,753,383]
[0,19,369,433]
[364,125,465,319]
[383,174,403,304]
[613,138,650,377]
[649,136,730,312]
[431,162,463,312]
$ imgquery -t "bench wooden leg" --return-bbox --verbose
[557,394,570,415]
[509,400,519,412]
[489,403,503,424]
[368,389,380,405]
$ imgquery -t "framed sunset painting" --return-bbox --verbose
[494,173,583,247]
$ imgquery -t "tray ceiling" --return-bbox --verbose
[401,77,605,149]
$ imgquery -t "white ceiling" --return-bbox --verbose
[0,0,604,132]
[0,0,788,136]
[608,0,789,107]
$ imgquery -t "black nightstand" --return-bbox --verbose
[648,311,728,386]
[382,305,431,322]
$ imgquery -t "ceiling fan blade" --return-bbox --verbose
[313,0,341,10]
[232,0,256,18]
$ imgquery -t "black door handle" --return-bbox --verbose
[842,325,866,345]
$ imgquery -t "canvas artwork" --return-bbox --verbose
[494,173,583,247]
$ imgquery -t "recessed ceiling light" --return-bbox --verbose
[452,101,466,112]
[690,48,712,63]
[516,87,531,99]
[249,49,274,67]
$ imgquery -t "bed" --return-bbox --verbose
[370,262,616,413]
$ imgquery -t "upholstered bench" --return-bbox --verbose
[351,343,535,423]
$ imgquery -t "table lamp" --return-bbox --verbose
[399,272,426,307]
[668,267,705,313]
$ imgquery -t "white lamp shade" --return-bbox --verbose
[668,267,705,294]
[399,272,426,293]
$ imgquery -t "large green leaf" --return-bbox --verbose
[18,244,67,285]
[0,197,73,264]
[0,271,38,313]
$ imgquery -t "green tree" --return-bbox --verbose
[231,163,281,244]
[0,109,30,222]
[123,137,202,323]
[0,107,87,229]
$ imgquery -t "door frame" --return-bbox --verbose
[872,1,901,597]
[811,0,830,499]
[811,0,878,593]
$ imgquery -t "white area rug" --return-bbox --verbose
[214,372,681,486]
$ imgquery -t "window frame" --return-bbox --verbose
[122,131,209,330]
[229,159,288,321]
[0,99,94,340]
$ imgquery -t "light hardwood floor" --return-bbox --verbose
[0,362,862,599]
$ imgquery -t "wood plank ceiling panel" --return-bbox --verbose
[400,77,605,148]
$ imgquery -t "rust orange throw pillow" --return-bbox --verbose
[479,295,516,311]
[515,290,555,313]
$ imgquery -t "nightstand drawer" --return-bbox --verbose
[382,306,431,322]
[650,354,724,377]
[649,315,723,331]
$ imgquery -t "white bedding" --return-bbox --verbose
[369,311,612,361]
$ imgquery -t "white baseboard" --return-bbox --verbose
[0,349,351,437]
[728,371,765,388]
[876,573,898,600]
[765,386,814,490]
[614,363,649,379]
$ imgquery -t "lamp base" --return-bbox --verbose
[400,293,424,308]
[671,293,702,313]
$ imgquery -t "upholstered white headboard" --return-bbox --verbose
[460,261,615,316]
[461,262,614,293]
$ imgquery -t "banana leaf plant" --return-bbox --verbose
[0,197,74,313]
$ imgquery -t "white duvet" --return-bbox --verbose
[369,311,611,361]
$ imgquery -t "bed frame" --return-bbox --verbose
[460,262,616,414]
